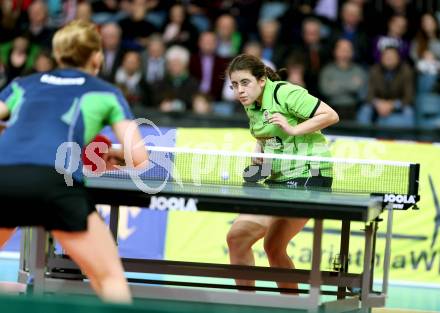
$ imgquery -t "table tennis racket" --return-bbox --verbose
[243,164,270,183]
[82,134,112,172]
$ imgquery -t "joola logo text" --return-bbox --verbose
[149,196,198,211]
[384,194,416,204]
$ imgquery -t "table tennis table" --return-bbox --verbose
[17,145,420,313]
[18,177,404,313]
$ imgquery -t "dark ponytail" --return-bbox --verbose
[227,54,288,81]
[265,66,288,81]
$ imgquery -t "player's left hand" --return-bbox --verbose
[269,113,294,135]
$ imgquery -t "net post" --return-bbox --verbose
[408,163,420,195]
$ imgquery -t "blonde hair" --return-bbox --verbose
[52,20,102,68]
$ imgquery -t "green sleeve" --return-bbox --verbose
[4,83,25,112]
[278,85,320,119]
[106,92,128,125]
[80,91,132,144]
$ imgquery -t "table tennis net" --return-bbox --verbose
[95,146,416,195]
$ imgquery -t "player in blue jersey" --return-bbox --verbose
[0,20,148,303]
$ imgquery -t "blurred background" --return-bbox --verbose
[2,0,440,140]
[1,1,440,312]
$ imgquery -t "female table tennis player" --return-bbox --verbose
[0,20,148,303]
[226,54,339,293]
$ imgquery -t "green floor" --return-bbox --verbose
[0,293,323,313]
[1,256,439,312]
[0,292,438,313]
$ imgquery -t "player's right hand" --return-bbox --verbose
[103,147,125,170]
[82,134,112,173]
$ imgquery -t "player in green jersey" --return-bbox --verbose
[226,54,339,293]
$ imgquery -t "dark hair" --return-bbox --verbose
[415,13,440,58]
[227,54,287,81]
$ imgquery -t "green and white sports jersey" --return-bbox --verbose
[244,79,332,181]
[0,69,133,182]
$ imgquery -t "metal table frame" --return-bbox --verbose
[18,182,394,313]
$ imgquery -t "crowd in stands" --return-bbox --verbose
[1,0,440,129]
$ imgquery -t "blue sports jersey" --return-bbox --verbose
[0,68,133,182]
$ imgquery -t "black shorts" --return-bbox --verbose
[267,176,333,190]
[0,165,96,231]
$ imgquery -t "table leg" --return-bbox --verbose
[382,204,394,295]
[308,219,323,312]
[361,223,373,307]
[109,205,120,243]
[28,227,47,294]
[369,220,379,292]
[18,228,30,284]
[337,220,350,299]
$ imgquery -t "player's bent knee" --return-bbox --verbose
[226,230,244,251]
[263,239,287,260]
[227,226,264,252]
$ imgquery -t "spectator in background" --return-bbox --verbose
[347,0,382,38]
[118,0,158,49]
[75,1,93,23]
[372,15,410,63]
[92,0,120,14]
[100,23,125,82]
[410,13,440,128]
[257,19,288,69]
[192,92,213,115]
[319,39,367,121]
[416,50,440,78]
[0,35,40,84]
[334,1,370,64]
[215,14,241,58]
[22,0,55,49]
[259,0,288,22]
[411,13,440,82]
[277,0,321,46]
[53,0,77,26]
[240,1,266,40]
[29,50,55,73]
[314,0,339,24]
[293,17,331,97]
[382,0,418,39]
[139,0,169,28]
[162,4,199,52]
[242,41,276,70]
[0,61,6,88]
[215,0,261,41]
[358,46,414,127]
[190,31,229,101]
[119,0,134,15]
[115,50,150,107]
[285,52,306,87]
[153,45,198,112]
[185,1,212,32]
[141,34,166,84]
[0,0,20,43]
